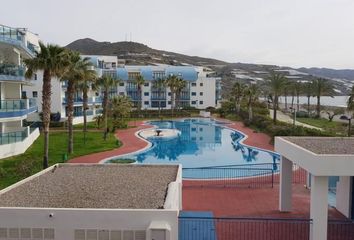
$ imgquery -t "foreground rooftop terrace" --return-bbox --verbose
[0,164,178,209]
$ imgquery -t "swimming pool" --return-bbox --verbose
[107,118,280,178]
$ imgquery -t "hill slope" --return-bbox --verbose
[66,39,353,95]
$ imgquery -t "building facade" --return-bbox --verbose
[0,24,40,159]
[24,55,222,124]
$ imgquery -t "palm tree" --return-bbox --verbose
[293,81,302,111]
[175,78,187,110]
[243,84,260,121]
[303,81,314,116]
[24,43,69,169]
[62,52,95,153]
[111,95,133,121]
[153,78,166,116]
[165,75,180,115]
[231,82,244,114]
[97,75,120,140]
[133,74,145,112]
[75,61,97,144]
[267,72,287,124]
[347,85,354,112]
[312,78,334,118]
[283,80,289,110]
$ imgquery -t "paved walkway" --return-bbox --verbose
[269,110,322,130]
[69,121,152,163]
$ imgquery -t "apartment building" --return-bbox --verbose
[25,55,222,124]
[0,24,40,159]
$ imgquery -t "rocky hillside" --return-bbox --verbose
[66,39,353,96]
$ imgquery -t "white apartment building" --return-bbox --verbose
[0,24,40,159]
[25,55,222,125]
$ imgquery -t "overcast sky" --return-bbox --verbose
[2,0,354,69]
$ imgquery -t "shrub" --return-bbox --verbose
[112,119,128,130]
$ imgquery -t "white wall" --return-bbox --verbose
[336,176,353,218]
[0,208,178,240]
[0,127,40,159]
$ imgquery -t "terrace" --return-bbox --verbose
[0,164,182,240]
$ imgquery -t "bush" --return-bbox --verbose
[110,159,136,164]
[112,119,128,130]
[296,111,309,118]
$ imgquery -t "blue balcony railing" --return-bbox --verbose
[0,99,37,118]
[0,24,37,57]
[0,63,25,80]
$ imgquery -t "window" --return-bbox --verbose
[191,128,196,132]
[21,91,27,98]
[191,101,196,105]
[119,92,125,96]
[199,101,203,105]
[119,82,124,86]
[144,83,149,87]
[199,127,203,132]
[144,92,149,96]
[168,101,171,105]
[191,92,196,96]
[144,101,149,105]
[34,74,37,80]
[168,92,171,96]
[200,83,203,87]
[32,91,38,98]
[191,82,197,87]
[200,92,203,96]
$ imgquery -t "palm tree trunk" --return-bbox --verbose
[307,95,311,116]
[171,91,175,116]
[284,92,288,109]
[296,94,300,111]
[291,95,294,109]
[82,88,88,143]
[248,104,253,121]
[67,79,75,154]
[103,89,109,140]
[236,102,240,114]
[42,69,51,169]
[273,96,278,124]
[316,96,321,118]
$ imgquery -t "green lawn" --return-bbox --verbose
[0,131,119,189]
[297,117,347,135]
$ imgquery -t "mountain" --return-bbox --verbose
[66,39,353,95]
[66,38,227,66]
[297,67,354,81]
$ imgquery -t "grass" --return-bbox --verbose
[0,131,119,189]
[110,159,136,164]
[297,117,348,135]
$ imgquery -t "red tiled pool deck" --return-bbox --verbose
[69,121,152,164]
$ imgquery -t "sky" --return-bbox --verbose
[2,0,354,69]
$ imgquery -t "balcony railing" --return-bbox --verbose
[0,63,25,80]
[73,110,94,117]
[0,24,37,57]
[0,99,37,118]
[62,97,102,105]
[0,126,38,146]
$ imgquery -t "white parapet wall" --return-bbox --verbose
[0,208,178,240]
[0,127,40,159]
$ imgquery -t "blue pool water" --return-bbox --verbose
[108,118,279,177]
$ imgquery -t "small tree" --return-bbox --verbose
[313,78,334,118]
[267,72,287,124]
[133,74,145,112]
[232,82,244,114]
[324,108,343,122]
[243,84,260,122]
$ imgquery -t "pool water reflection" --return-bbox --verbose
[108,118,279,169]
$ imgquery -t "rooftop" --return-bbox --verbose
[282,137,354,155]
[0,164,178,209]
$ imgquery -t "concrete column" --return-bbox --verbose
[310,175,328,240]
[279,156,293,212]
